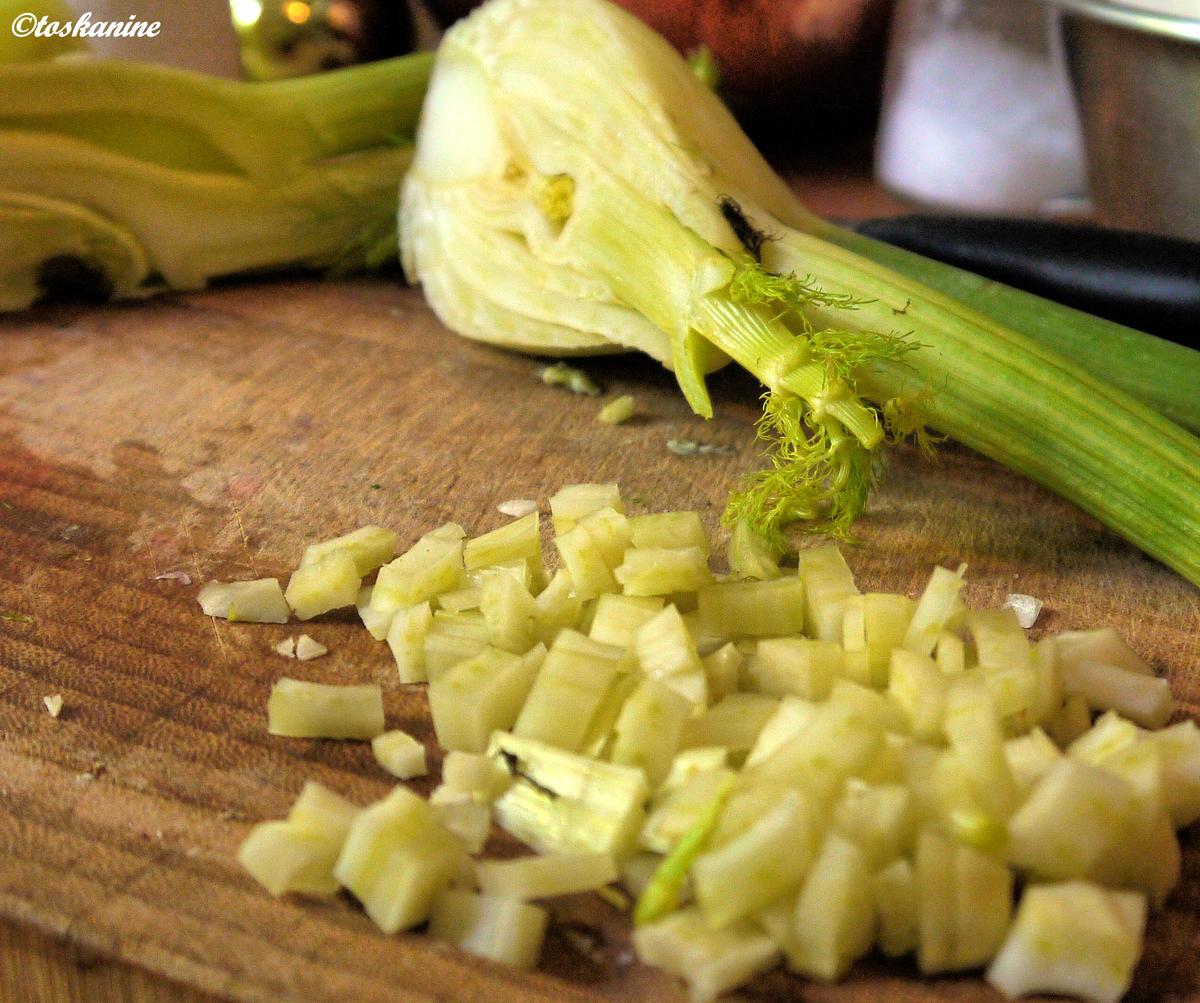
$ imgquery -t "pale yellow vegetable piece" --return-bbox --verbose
[497,498,538,518]
[943,683,1018,820]
[872,858,918,958]
[237,781,360,898]
[609,677,692,789]
[430,889,548,970]
[628,511,708,554]
[888,649,947,743]
[423,611,490,681]
[300,525,397,577]
[831,779,914,869]
[285,551,361,622]
[441,750,513,803]
[597,393,636,425]
[1055,627,1154,676]
[372,729,428,779]
[615,545,713,596]
[700,642,742,703]
[632,907,780,1003]
[902,564,966,657]
[681,693,779,755]
[374,529,465,610]
[549,483,624,535]
[1141,719,1200,827]
[789,833,875,981]
[267,678,385,740]
[726,520,781,581]
[842,592,914,688]
[42,693,63,718]
[634,605,708,710]
[294,634,327,661]
[588,593,664,648]
[487,731,649,857]
[333,786,468,934]
[986,881,1146,1003]
[479,572,535,653]
[475,851,618,900]
[1060,657,1174,728]
[916,828,1013,974]
[356,585,395,640]
[969,608,1033,674]
[430,799,492,854]
[274,637,297,658]
[555,523,617,600]
[693,789,816,929]
[577,506,632,569]
[640,766,737,854]
[198,578,289,624]
[437,586,482,613]
[696,577,804,640]
[749,638,839,701]
[1004,728,1063,797]
[429,645,541,753]
[513,630,622,751]
[464,511,541,571]
[387,601,434,684]
[531,567,581,646]
[796,545,858,643]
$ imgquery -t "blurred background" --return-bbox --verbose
[18,0,1200,237]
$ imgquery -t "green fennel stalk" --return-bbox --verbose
[399,0,1200,587]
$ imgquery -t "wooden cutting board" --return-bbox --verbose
[1,275,1198,1003]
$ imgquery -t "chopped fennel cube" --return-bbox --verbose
[437,587,482,613]
[430,799,491,853]
[790,833,875,981]
[429,889,548,970]
[1004,728,1063,797]
[943,683,1018,820]
[267,678,384,740]
[749,637,839,701]
[549,482,624,535]
[577,506,631,568]
[632,908,779,1003]
[628,511,708,555]
[796,544,858,643]
[374,529,465,609]
[1055,627,1154,676]
[555,523,617,600]
[615,546,713,596]
[1141,720,1200,827]
[464,511,541,570]
[744,696,819,769]
[479,572,534,653]
[969,608,1033,674]
[356,585,395,640]
[842,592,915,688]
[696,577,805,639]
[588,593,664,647]
[726,520,781,581]
[513,629,622,751]
[423,611,490,680]
[831,779,914,869]
[936,630,968,675]
[902,564,966,656]
[579,672,639,759]
[701,642,743,703]
[693,789,817,928]
[284,550,360,621]
[1066,709,1140,766]
[640,766,737,854]
[531,567,581,645]
[487,732,649,856]
[916,828,1014,974]
[372,729,428,779]
[659,747,729,793]
[680,693,778,754]
[429,645,540,753]
[1046,693,1093,748]
[1059,658,1174,728]
[475,851,618,900]
[597,393,636,425]
[198,578,289,624]
[441,750,513,803]
[986,881,1146,1003]
[333,787,468,934]
[300,525,397,577]
[294,634,327,661]
[872,858,918,958]
[634,605,708,709]
[387,601,434,684]
[610,678,692,789]
[888,649,947,742]
[238,781,360,898]
[1006,758,1133,879]
[1003,592,1043,629]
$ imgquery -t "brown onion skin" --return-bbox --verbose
[419,0,892,138]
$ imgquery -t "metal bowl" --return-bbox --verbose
[1053,0,1200,238]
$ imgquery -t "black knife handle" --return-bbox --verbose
[853,214,1200,344]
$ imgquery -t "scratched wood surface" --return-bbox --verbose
[1,269,1198,1003]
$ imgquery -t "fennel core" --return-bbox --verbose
[400,0,1200,587]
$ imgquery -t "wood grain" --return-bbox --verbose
[0,276,1198,1003]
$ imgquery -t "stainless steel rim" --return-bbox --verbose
[1050,0,1200,42]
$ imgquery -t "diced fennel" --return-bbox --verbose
[986,882,1146,1003]
[796,546,859,643]
[402,0,1200,585]
[609,678,692,789]
[872,858,919,959]
[598,394,636,425]
[628,511,709,555]
[198,578,289,624]
[1056,627,1155,677]
[374,529,465,610]
[1059,658,1174,728]
[333,787,468,934]
[902,565,966,657]
[357,585,395,640]
[487,732,649,857]
[300,526,397,577]
[267,678,384,740]
[513,630,622,751]
[726,521,782,581]
[831,780,914,870]
[479,572,535,653]
[588,593,664,648]
[615,546,714,597]
[577,506,632,569]
[749,638,840,701]
[464,512,541,571]
[548,483,625,535]
[387,601,434,684]
[701,642,743,703]
[284,550,361,622]
[428,890,548,970]
[696,577,805,640]
[371,729,428,780]
[429,645,540,753]
[555,523,617,600]
[423,611,491,680]
[842,593,915,688]
[680,693,779,754]
[789,833,875,981]
[640,767,738,855]
[475,852,618,900]
[430,799,492,854]
[634,605,708,710]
